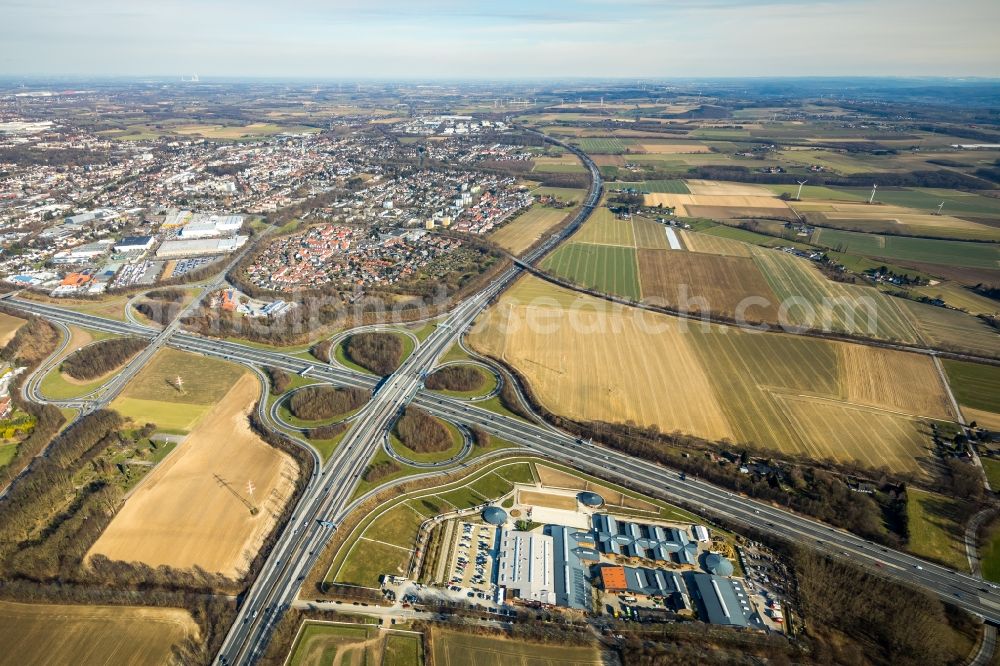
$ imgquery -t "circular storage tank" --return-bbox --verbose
[482,506,508,526]
[705,552,734,577]
[577,491,605,507]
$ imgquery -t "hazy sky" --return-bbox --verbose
[2,0,999,78]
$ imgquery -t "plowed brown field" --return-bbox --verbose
[89,374,298,578]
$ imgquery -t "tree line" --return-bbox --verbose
[144,288,186,302]
[60,337,147,381]
[0,313,67,486]
[395,406,453,453]
[265,366,291,394]
[470,426,491,448]
[792,548,977,665]
[0,316,60,366]
[0,410,125,577]
[288,386,367,421]
[305,422,348,442]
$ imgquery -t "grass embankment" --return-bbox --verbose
[906,488,970,571]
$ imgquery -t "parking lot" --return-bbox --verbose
[446,522,499,596]
[163,256,216,279]
[110,259,162,288]
[738,540,790,632]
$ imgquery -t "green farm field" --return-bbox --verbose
[749,246,920,342]
[764,184,868,201]
[431,630,603,666]
[531,160,587,174]
[982,458,1000,491]
[631,217,673,249]
[699,224,795,249]
[981,520,1000,584]
[840,187,1000,218]
[383,634,423,666]
[617,179,690,194]
[572,205,635,246]
[490,204,570,255]
[811,228,1000,269]
[572,137,631,154]
[335,538,412,587]
[904,300,1000,359]
[910,282,1000,316]
[529,185,587,202]
[542,242,641,300]
[0,442,16,470]
[942,360,1000,414]
[906,488,969,570]
[363,504,426,549]
[39,366,113,400]
[109,348,248,431]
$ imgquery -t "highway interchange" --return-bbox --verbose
[5,131,1000,663]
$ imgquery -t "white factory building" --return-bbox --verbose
[113,235,156,253]
[179,214,245,239]
[496,529,556,605]
[156,235,248,258]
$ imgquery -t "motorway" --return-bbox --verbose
[213,137,604,663]
[19,285,1000,633]
[6,131,1000,663]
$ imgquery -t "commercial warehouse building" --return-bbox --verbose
[114,235,155,253]
[592,513,699,565]
[179,214,245,239]
[156,235,248,258]
[548,525,599,610]
[599,564,691,612]
[496,529,555,605]
[684,573,755,628]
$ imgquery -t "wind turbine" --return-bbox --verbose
[868,184,878,204]
[935,201,945,215]
[795,179,808,200]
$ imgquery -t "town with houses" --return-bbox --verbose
[0,100,534,304]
